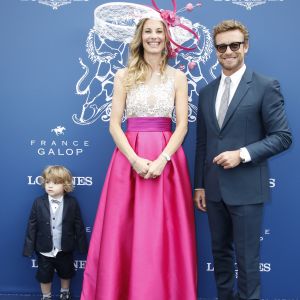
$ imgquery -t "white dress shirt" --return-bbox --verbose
[39,195,63,258]
[215,64,246,118]
[49,195,63,214]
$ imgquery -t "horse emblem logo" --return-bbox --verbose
[214,0,284,10]
[232,0,267,10]
[51,126,66,136]
[20,0,88,10]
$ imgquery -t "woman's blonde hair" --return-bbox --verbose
[42,165,74,193]
[125,18,170,91]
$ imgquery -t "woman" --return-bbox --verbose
[81,17,197,300]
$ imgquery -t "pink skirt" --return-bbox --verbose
[81,117,197,300]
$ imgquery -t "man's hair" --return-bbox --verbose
[41,165,74,193]
[213,20,249,44]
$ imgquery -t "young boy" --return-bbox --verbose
[23,165,88,300]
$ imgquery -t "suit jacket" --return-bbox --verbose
[23,194,88,257]
[194,68,292,205]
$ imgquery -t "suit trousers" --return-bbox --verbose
[206,200,264,300]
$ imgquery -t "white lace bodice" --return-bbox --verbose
[126,69,175,118]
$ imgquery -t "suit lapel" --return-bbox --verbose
[220,69,253,131]
[208,76,221,132]
[62,195,69,220]
[42,194,50,212]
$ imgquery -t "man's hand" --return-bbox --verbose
[213,150,241,169]
[193,189,206,212]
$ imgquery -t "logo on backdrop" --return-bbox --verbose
[29,126,90,156]
[72,2,215,126]
[27,175,93,186]
[20,0,88,10]
[269,178,276,188]
[31,259,86,270]
[260,228,271,242]
[206,262,271,278]
[213,0,284,10]
[206,228,271,277]
[51,126,66,136]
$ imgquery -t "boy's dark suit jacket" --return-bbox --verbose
[23,194,88,257]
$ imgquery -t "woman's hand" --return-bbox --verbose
[131,156,152,177]
[144,155,168,179]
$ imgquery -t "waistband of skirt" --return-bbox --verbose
[126,117,172,132]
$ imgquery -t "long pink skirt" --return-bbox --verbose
[81,117,197,300]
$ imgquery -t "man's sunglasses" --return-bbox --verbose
[215,42,245,53]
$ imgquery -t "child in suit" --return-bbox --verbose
[23,165,88,300]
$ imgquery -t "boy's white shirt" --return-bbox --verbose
[39,195,64,258]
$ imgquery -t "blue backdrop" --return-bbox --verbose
[0,0,298,298]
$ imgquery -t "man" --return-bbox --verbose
[194,20,292,300]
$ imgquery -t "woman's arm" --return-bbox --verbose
[109,69,151,176]
[144,70,188,179]
[162,69,188,156]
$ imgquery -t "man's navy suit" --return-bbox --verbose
[194,68,292,299]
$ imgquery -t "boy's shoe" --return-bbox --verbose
[60,291,72,300]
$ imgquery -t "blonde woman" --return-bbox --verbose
[81,17,197,300]
[23,165,87,300]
